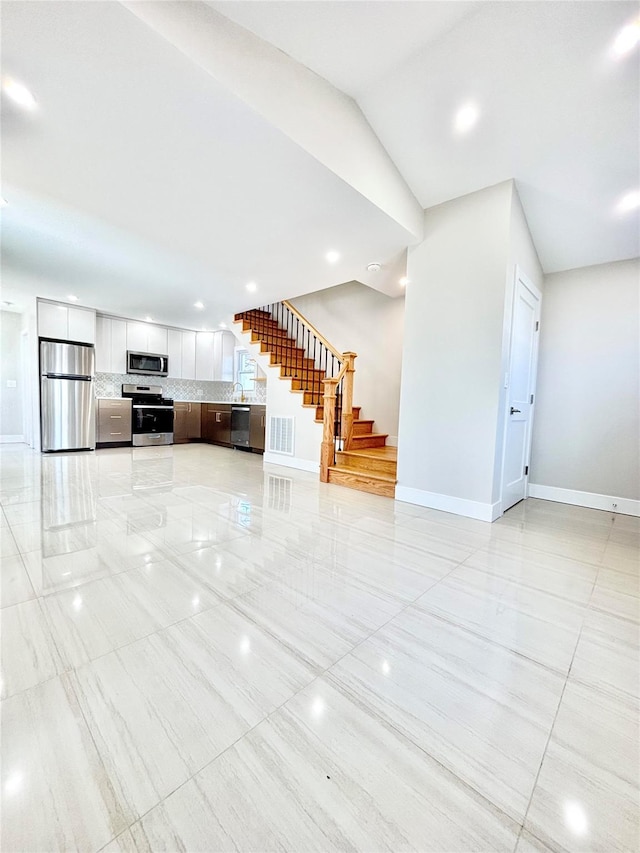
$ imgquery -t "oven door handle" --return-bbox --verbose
[133,405,174,409]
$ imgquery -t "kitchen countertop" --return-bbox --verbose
[95,397,264,405]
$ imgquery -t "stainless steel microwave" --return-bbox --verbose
[127,351,169,377]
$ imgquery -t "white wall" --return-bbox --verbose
[0,311,25,441]
[232,323,323,473]
[530,259,640,511]
[396,181,513,520]
[291,282,405,443]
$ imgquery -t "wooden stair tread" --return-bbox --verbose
[329,466,396,483]
[338,446,397,460]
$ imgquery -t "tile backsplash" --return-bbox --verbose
[95,372,266,403]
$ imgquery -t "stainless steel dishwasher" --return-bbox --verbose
[231,406,251,448]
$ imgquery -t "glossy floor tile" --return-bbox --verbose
[525,680,639,852]
[128,678,520,852]
[328,608,565,822]
[0,443,638,852]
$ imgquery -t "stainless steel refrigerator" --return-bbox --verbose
[40,340,95,452]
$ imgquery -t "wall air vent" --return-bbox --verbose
[268,416,294,455]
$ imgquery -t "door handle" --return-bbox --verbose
[110,415,122,419]
[510,407,521,415]
[216,412,221,422]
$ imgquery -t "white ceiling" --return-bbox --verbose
[210,0,640,273]
[1,1,639,325]
[206,1,479,97]
[0,1,411,325]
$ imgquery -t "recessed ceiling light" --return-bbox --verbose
[246,281,257,293]
[367,262,381,273]
[613,20,640,57]
[399,276,409,286]
[2,76,37,111]
[455,102,480,134]
[616,190,640,213]
[67,294,79,302]
[194,301,204,309]
[218,321,227,328]
[144,316,153,322]
[326,251,340,264]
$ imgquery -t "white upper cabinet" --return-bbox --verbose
[167,329,182,378]
[96,316,128,373]
[181,331,196,380]
[212,331,235,381]
[147,325,168,355]
[167,329,197,379]
[195,332,214,381]
[68,308,96,345]
[125,321,168,354]
[95,316,111,372]
[126,322,148,352]
[111,320,127,374]
[38,301,96,344]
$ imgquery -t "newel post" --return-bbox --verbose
[320,378,338,482]
[341,352,357,451]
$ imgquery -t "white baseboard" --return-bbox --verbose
[386,435,398,447]
[528,483,640,517]
[263,452,320,474]
[395,485,501,522]
[0,434,25,444]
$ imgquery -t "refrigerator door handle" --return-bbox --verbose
[44,373,92,381]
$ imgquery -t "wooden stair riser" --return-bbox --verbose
[275,356,317,370]
[327,467,395,498]
[247,326,289,341]
[235,310,272,322]
[352,419,375,436]
[257,338,303,354]
[349,434,388,449]
[315,404,361,420]
[303,391,322,405]
[335,451,397,476]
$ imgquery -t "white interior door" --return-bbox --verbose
[501,269,542,512]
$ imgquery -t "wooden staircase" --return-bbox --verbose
[234,306,397,498]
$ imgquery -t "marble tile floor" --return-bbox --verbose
[0,443,638,853]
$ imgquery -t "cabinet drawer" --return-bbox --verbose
[97,402,132,443]
[98,398,131,411]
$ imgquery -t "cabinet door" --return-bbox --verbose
[201,404,216,441]
[38,302,68,340]
[68,307,96,344]
[221,332,235,382]
[110,320,127,374]
[212,332,223,381]
[249,407,266,451]
[167,330,182,378]
[147,325,168,355]
[181,331,196,380]
[196,332,214,381]
[126,322,148,352]
[186,403,201,439]
[173,403,189,443]
[95,317,111,373]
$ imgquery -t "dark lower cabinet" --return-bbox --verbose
[202,404,232,446]
[174,402,201,444]
[249,405,266,453]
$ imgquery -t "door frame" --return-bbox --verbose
[499,265,543,514]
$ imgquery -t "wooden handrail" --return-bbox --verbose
[282,300,343,361]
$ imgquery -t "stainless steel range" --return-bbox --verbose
[122,384,174,447]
